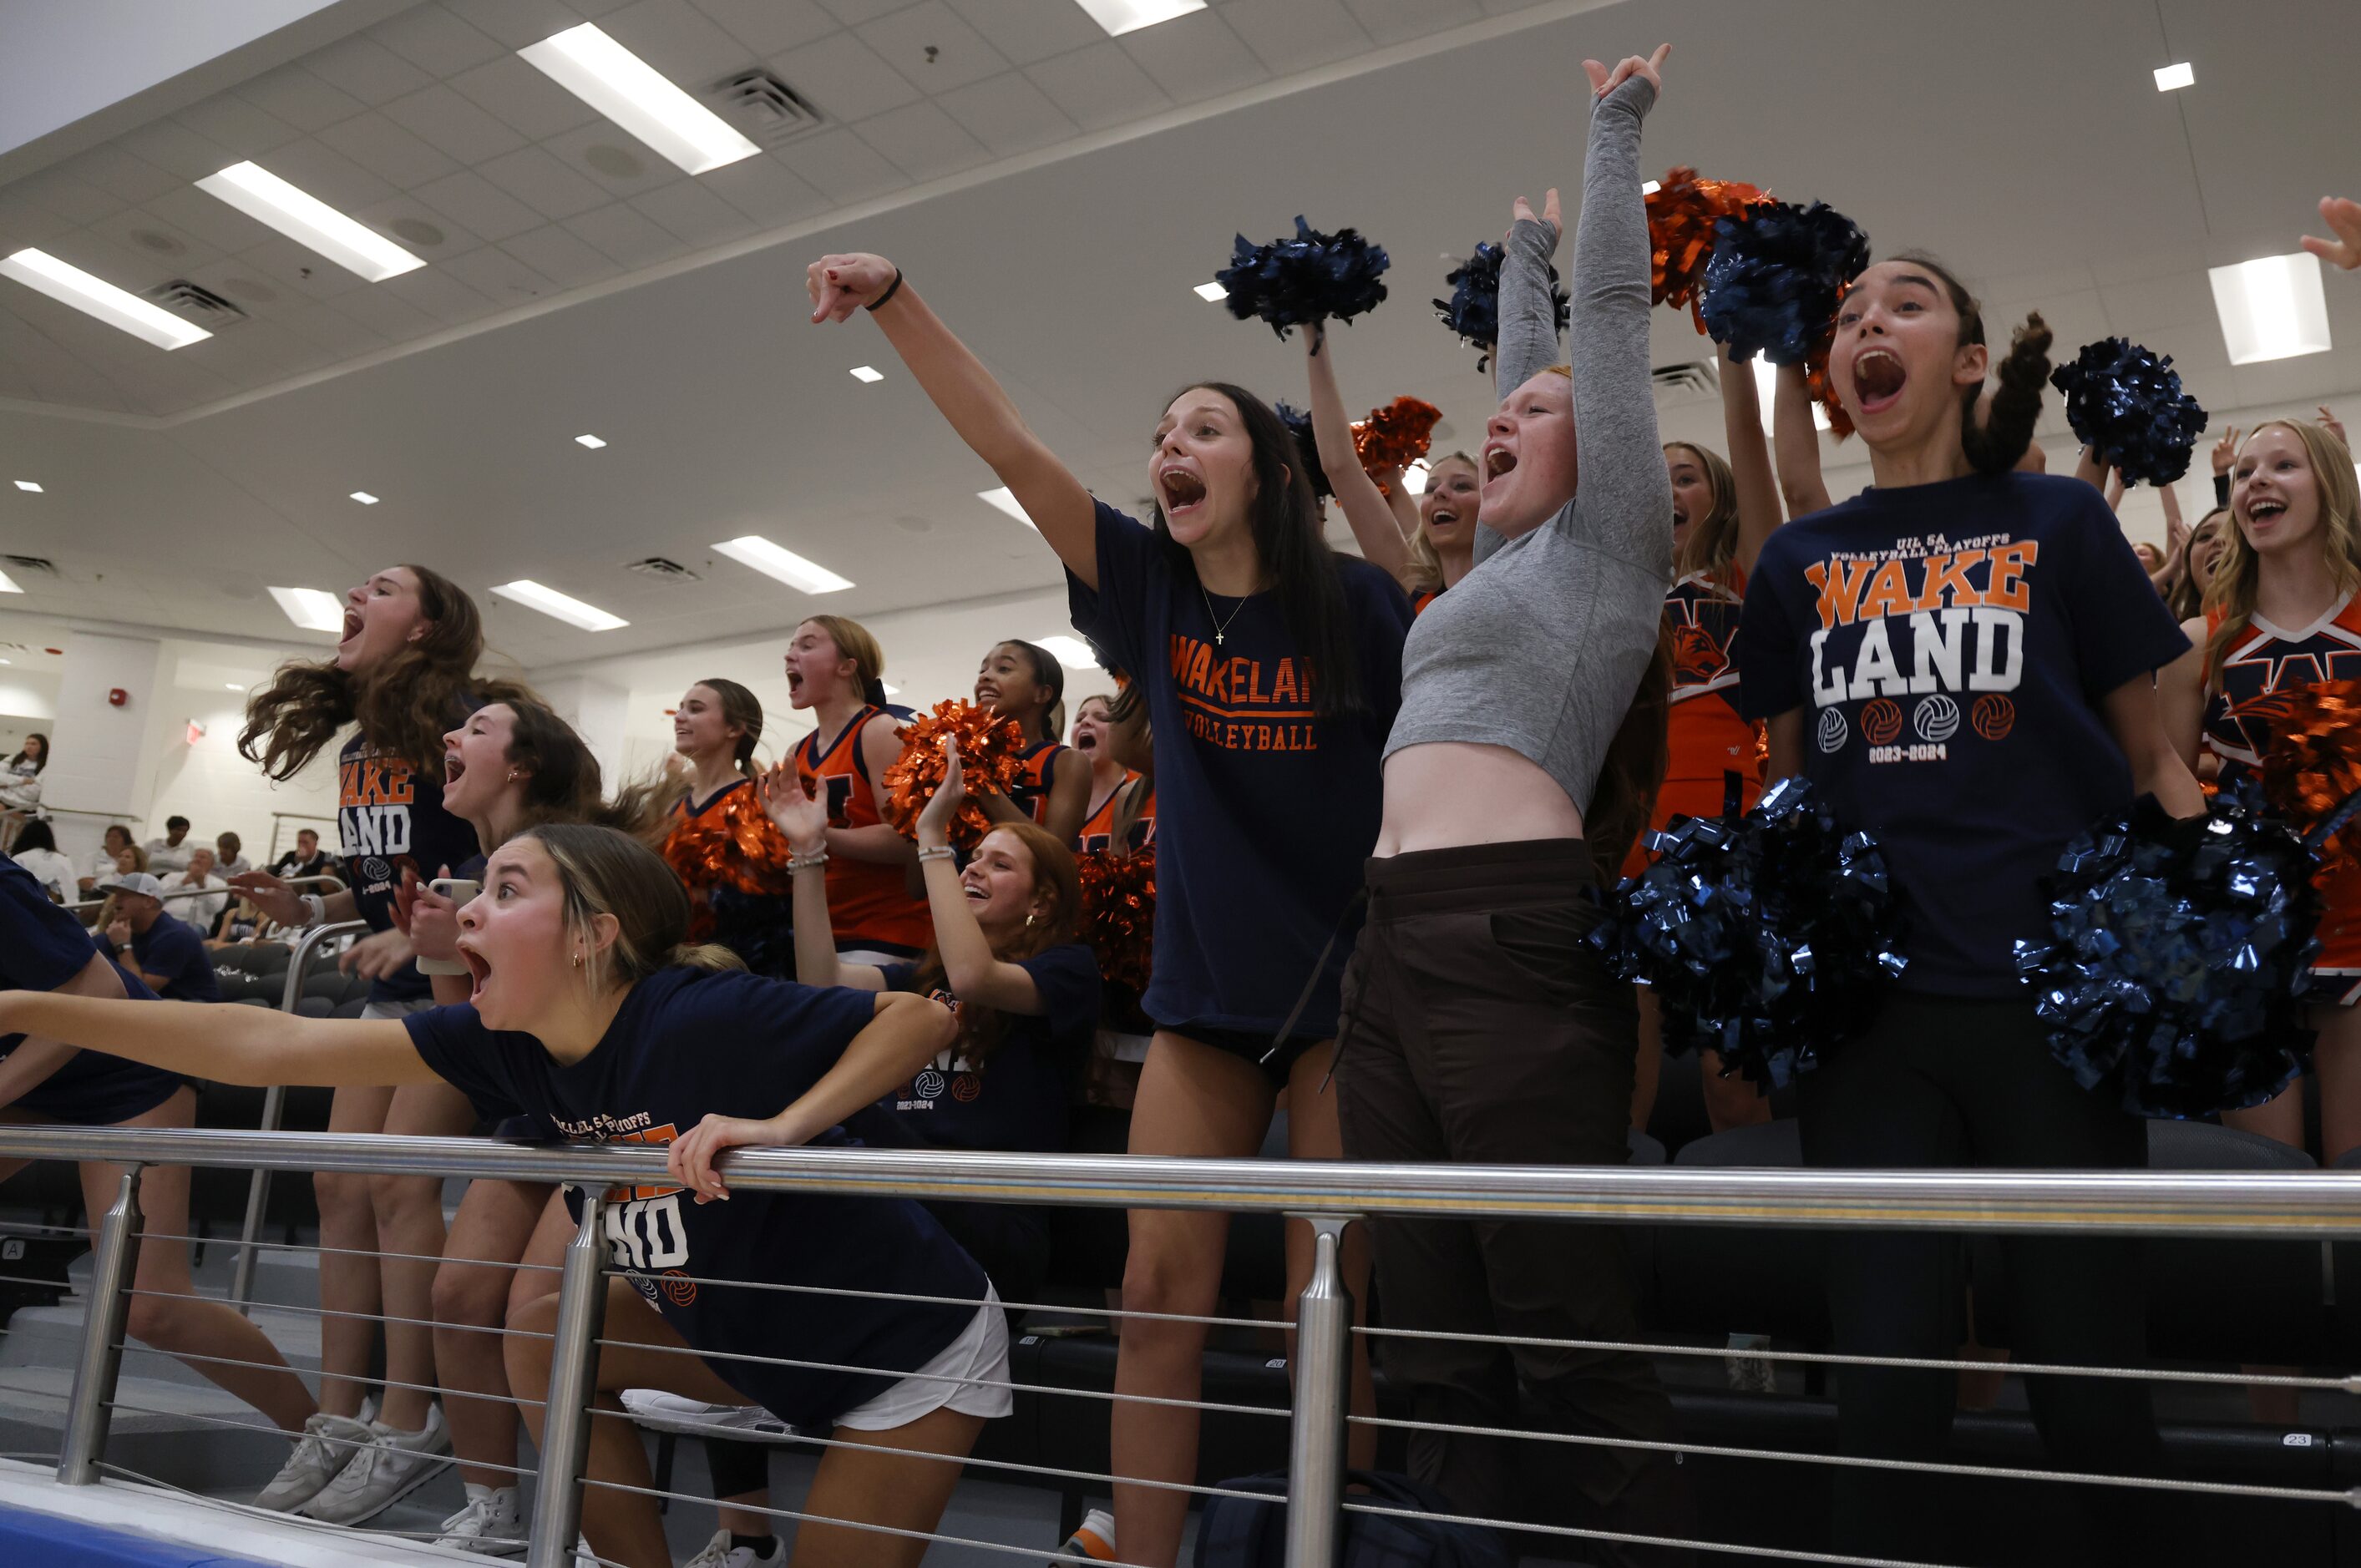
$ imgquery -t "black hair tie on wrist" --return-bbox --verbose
[866,268,904,312]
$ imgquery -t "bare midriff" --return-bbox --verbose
[1375,741,1584,857]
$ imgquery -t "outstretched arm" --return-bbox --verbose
[808,254,1102,589]
[0,992,433,1087]
[915,742,1050,1016]
[0,953,126,1109]
[760,765,884,994]
[1304,324,1411,579]
[1716,349,1785,577]
[1771,362,1832,522]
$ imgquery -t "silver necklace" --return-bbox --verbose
[1198,581,1249,646]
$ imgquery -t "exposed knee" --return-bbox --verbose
[1119,1242,1219,1332]
[124,1290,192,1348]
[368,1171,442,1230]
[501,1294,556,1399]
[312,1169,372,1227]
[432,1259,510,1330]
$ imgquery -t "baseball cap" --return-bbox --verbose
[97,872,165,899]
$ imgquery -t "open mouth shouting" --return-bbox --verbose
[1482,444,1517,483]
[1851,347,1907,417]
[457,941,491,1005]
[1158,463,1208,522]
[2247,496,2289,528]
[443,747,469,789]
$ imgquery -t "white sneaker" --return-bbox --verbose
[297,1404,454,1524]
[617,1388,792,1438]
[436,1486,525,1555]
[253,1412,374,1512]
[683,1528,783,1567]
[1050,1509,1117,1564]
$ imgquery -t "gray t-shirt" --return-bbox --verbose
[1384,75,1671,817]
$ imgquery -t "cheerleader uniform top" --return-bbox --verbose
[1006,739,1072,828]
[2201,593,2361,1002]
[1,855,183,1125]
[1627,565,1761,878]
[1739,471,2190,995]
[660,780,798,978]
[404,965,987,1429]
[1076,773,1155,855]
[795,708,932,958]
[338,731,480,1006]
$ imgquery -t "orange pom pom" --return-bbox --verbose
[1353,397,1441,493]
[1078,847,1155,994]
[2239,679,2361,868]
[881,701,1027,848]
[1648,165,1773,331]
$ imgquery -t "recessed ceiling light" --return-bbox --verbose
[0,247,210,350]
[881,681,900,696]
[712,534,854,594]
[0,570,20,594]
[2154,62,2195,92]
[266,586,343,632]
[1074,0,1205,37]
[1641,180,1661,195]
[2209,252,2332,365]
[1036,635,1100,670]
[225,682,242,691]
[1401,460,1429,496]
[849,365,884,383]
[519,23,760,175]
[350,491,379,504]
[13,480,40,493]
[978,487,1036,529]
[1752,355,1832,432]
[195,162,424,281]
[575,433,607,448]
[1193,281,1227,302]
[495,579,628,631]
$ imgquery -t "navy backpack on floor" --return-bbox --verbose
[1193,1470,1512,1568]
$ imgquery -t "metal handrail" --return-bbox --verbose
[55,873,348,919]
[10,1125,2361,1237]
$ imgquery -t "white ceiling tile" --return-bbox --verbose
[172,95,305,160]
[693,0,839,55]
[1340,0,1480,45]
[854,100,991,181]
[439,0,592,49]
[413,169,550,242]
[327,281,439,338]
[1025,41,1169,130]
[113,120,238,182]
[500,224,625,289]
[699,153,829,225]
[1121,9,1266,102]
[628,179,758,245]
[449,54,605,142]
[2098,271,2218,330]
[772,125,908,202]
[9,168,127,226]
[540,123,681,197]
[438,245,560,306]
[601,0,759,85]
[234,66,369,134]
[768,32,921,122]
[277,300,392,356]
[382,83,531,165]
[368,3,508,76]
[316,111,465,190]
[253,139,403,213]
[88,207,222,271]
[350,193,489,261]
[304,34,439,105]
[1219,0,1368,75]
[562,201,692,267]
[55,147,182,206]
[0,195,74,252]
[935,70,1076,155]
[857,2,1011,91]
[140,185,276,254]
[948,0,1102,68]
[380,266,499,325]
[234,234,372,299]
[479,144,614,222]
[815,0,909,23]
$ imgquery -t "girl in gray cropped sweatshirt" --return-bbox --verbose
[1335,51,1691,1538]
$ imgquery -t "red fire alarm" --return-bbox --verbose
[108,688,128,707]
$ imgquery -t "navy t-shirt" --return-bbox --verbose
[1068,500,1409,1037]
[849,944,1098,1157]
[129,911,220,1003]
[1738,472,2190,994]
[403,965,986,1428]
[1,855,183,1124]
[339,731,481,1004]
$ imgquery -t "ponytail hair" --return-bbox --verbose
[1888,253,2050,478]
[692,677,765,780]
[802,615,891,710]
[519,822,748,994]
[998,640,1067,744]
[1583,625,1674,886]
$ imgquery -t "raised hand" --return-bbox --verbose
[757,761,828,854]
[226,868,302,927]
[1583,42,1670,99]
[916,739,967,847]
[668,1113,782,1204]
[1509,189,1563,253]
[2300,196,2361,271]
[105,918,130,949]
[2210,425,2242,477]
[338,926,413,980]
[395,866,464,964]
[807,252,900,323]
[2319,406,2348,447]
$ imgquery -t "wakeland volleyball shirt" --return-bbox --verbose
[404,965,986,1427]
[1069,500,1410,1038]
[338,731,480,1005]
[1,855,182,1125]
[1738,472,2189,995]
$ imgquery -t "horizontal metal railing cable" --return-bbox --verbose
[1340,1495,1960,1568]
[94,1398,536,1486]
[595,1262,1278,1332]
[114,1282,555,1345]
[93,1458,535,1545]
[110,1336,551,1419]
[136,1227,564,1275]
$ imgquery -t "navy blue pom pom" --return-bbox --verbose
[1272,402,1333,500]
[2012,782,2318,1118]
[1588,776,1908,1089]
[1698,201,1871,366]
[1217,217,1390,339]
[2048,338,2209,486]
[1433,241,1568,370]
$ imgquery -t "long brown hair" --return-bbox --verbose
[240,564,495,781]
[1665,442,1740,579]
[2165,506,2231,622]
[1587,627,1675,885]
[1402,451,1478,597]
[802,615,890,709]
[519,822,744,991]
[1882,254,2050,477]
[2202,419,2361,685]
[910,820,1081,1070]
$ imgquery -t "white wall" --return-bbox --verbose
[139,660,338,865]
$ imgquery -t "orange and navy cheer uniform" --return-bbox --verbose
[1077,773,1156,855]
[660,779,796,977]
[1624,566,1760,878]
[1410,587,1442,617]
[1006,738,1070,827]
[797,706,932,958]
[2202,594,2361,1004]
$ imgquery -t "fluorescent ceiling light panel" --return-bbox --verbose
[225,682,242,691]
[2153,62,2194,91]
[495,579,628,631]
[519,23,759,175]
[0,247,210,350]
[978,487,1036,528]
[13,480,40,493]
[849,365,884,383]
[2209,252,2332,365]
[267,586,343,632]
[196,162,423,281]
[1752,355,1832,432]
[712,534,854,594]
[1193,281,1227,301]
[575,433,606,448]
[0,570,19,594]
[1074,0,1205,37]
[1401,461,1429,496]
[1642,180,1661,195]
[1036,635,1099,670]
[350,491,379,504]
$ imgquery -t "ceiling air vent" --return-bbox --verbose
[627,557,701,582]
[3,555,58,576]
[709,69,824,144]
[1649,361,1719,406]
[149,281,247,328]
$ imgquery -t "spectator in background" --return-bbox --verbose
[79,825,137,898]
[165,848,230,934]
[2133,541,2164,575]
[0,731,45,851]
[144,816,195,875]
[270,827,332,881]
[8,819,76,903]
[94,872,220,1003]
[214,832,253,878]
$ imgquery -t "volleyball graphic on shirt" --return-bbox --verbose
[1913,695,1960,742]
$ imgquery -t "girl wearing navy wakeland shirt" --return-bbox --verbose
[807,250,1402,1567]
[1736,257,2201,1564]
[0,823,1006,1568]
